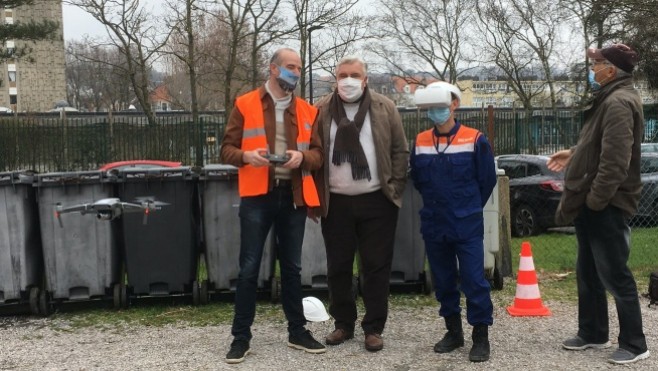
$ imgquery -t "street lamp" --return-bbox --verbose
[307,25,324,104]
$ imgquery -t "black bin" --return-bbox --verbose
[116,167,199,299]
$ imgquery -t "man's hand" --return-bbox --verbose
[547,150,571,172]
[242,148,270,167]
[281,150,303,169]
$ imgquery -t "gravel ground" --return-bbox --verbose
[1,296,657,370]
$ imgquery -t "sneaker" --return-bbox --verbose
[562,336,611,351]
[225,339,250,364]
[288,330,327,354]
[608,348,650,364]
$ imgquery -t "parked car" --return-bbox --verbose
[641,143,658,153]
[633,153,658,226]
[495,154,565,237]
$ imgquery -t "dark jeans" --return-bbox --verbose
[231,186,307,341]
[321,190,398,335]
[574,205,647,354]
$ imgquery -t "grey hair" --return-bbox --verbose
[270,47,298,65]
[336,56,368,75]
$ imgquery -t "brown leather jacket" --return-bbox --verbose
[219,85,324,207]
[556,77,644,224]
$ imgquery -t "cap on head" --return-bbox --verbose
[414,81,461,108]
[586,43,639,73]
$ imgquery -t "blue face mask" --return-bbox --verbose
[277,66,299,92]
[428,107,451,125]
[588,70,601,91]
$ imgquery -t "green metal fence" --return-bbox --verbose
[1,106,656,172]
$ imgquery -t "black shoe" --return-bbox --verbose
[288,330,327,354]
[469,325,490,362]
[225,339,250,364]
[434,314,464,353]
[434,331,465,353]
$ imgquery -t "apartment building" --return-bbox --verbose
[1,2,66,112]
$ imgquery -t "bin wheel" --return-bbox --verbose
[423,271,434,295]
[38,290,51,317]
[192,280,200,306]
[351,276,359,299]
[29,287,40,315]
[113,283,121,309]
[271,277,281,303]
[200,280,209,305]
[120,283,128,309]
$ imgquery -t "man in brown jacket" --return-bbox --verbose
[548,44,649,365]
[312,56,409,352]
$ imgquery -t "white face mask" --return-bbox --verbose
[337,77,364,102]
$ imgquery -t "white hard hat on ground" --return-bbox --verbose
[302,296,330,322]
[414,81,462,108]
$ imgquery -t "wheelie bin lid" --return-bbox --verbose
[35,171,110,187]
[0,170,36,185]
[200,164,238,180]
[115,166,195,182]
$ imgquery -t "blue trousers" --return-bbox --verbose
[425,234,493,326]
[231,186,307,341]
[574,205,647,354]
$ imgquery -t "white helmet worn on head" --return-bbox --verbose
[302,296,330,322]
[414,81,461,108]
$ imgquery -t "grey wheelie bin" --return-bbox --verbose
[389,182,430,293]
[200,164,275,301]
[115,167,199,302]
[35,171,119,315]
[0,171,43,315]
[300,218,328,290]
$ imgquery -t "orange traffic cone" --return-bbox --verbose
[507,241,551,316]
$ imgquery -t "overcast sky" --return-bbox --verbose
[62,3,106,40]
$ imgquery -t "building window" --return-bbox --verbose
[9,94,17,105]
[8,71,16,82]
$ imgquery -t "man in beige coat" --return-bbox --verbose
[312,56,409,352]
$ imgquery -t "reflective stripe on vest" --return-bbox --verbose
[235,90,320,207]
[414,125,480,155]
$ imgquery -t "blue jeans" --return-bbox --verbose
[574,205,647,354]
[231,186,307,341]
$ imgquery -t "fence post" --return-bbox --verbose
[487,104,495,155]
[196,116,204,167]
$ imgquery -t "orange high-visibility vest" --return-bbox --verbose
[235,90,320,206]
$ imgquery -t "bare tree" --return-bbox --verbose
[69,0,173,125]
[289,0,374,100]
[66,39,133,111]
[558,0,626,99]
[475,0,569,110]
[369,0,474,85]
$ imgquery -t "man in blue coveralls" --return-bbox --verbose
[410,81,497,362]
